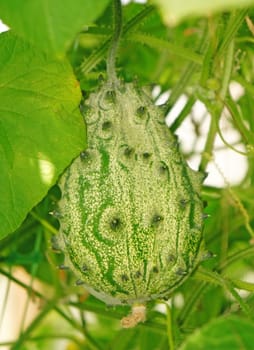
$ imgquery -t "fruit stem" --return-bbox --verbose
[121,304,146,328]
[107,0,122,86]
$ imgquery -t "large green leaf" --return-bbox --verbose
[0,0,110,56]
[0,31,86,239]
[153,0,254,25]
[180,316,254,350]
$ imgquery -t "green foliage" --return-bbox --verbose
[179,316,254,349]
[0,31,85,238]
[0,0,110,56]
[1,0,254,349]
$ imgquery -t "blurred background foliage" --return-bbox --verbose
[1,0,254,349]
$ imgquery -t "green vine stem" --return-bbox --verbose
[177,281,207,326]
[107,0,122,85]
[170,96,196,133]
[216,8,249,58]
[178,244,254,326]
[19,229,43,333]
[218,245,254,271]
[126,33,203,64]
[231,279,254,292]
[198,110,217,173]
[80,6,154,75]
[31,211,58,235]
[194,267,251,316]
[199,42,235,172]
[165,303,175,350]
[165,24,208,114]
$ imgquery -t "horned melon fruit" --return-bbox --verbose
[57,79,205,327]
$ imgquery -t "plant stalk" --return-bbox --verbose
[107,0,123,85]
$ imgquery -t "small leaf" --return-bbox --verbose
[152,0,254,25]
[180,316,254,350]
[0,0,110,56]
[0,31,86,239]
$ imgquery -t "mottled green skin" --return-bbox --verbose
[58,81,204,306]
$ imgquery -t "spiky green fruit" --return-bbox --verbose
[57,80,204,325]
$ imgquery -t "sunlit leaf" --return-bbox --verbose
[0,0,110,56]
[0,31,86,238]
